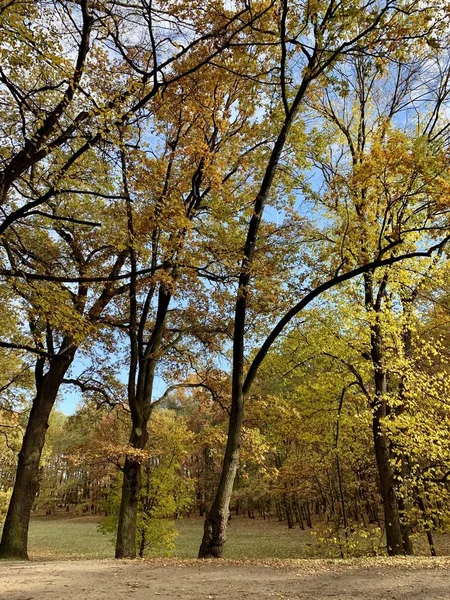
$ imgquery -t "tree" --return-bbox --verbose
[112,56,273,557]
[0,176,132,558]
[100,409,195,557]
[300,46,450,553]
[0,0,276,559]
[0,0,273,234]
[199,0,450,557]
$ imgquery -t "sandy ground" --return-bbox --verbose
[1,557,450,600]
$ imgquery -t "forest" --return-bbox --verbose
[2,0,450,571]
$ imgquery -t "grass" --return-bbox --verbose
[175,516,320,560]
[22,514,450,560]
[26,514,321,561]
[29,515,112,560]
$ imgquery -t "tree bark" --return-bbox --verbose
[417,493,437,557]
[115,456,143,559]
[364,270,405,557]
[0,237,124,560]
[372,404,404,556]
[115,392,150,560]
[0,354,73,559]
[198,390,244,558]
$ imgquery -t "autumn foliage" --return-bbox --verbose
[2,0,450,561]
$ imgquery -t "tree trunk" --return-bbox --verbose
[276,502,283,522]
[294,500,304,530]
[365,272,405,557]
[0,356,73,559]
[197,59,315,559]
[417,494,437,557]
[115,419,148,559]
[198,391,244,558]
[398,493,413,555]
[401,526,414,556]
[115,457,142,559]
[372,406,404,556]
[305,502,312,528]
[283,495,294,529]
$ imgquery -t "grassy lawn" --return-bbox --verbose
[21,514,450,560]
[29,515,112,560]
[26,514,321,561]
[175,516,320,560]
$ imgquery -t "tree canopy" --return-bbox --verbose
[2,0,450,561]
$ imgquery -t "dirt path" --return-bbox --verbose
[1,557,450,600]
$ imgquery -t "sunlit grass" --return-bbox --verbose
[26,514,319,560]
[20,514,450,560]
[175,516,319,559]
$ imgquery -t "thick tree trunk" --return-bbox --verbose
[114,318,165,559]
[0,356,73,559]
[115,457,142,559]
[115,421,148,559]
[372,406,404,556]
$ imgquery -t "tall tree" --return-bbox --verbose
[199,0,450,558]
[302,47,450,553]
[0,174,132,558]
[113,59,272,557]
[0,0,275,559]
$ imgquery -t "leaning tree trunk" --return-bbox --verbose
[0,355,74,559]
[372,404,404,556]
[198,43,317,558]
[198,390,244,558]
